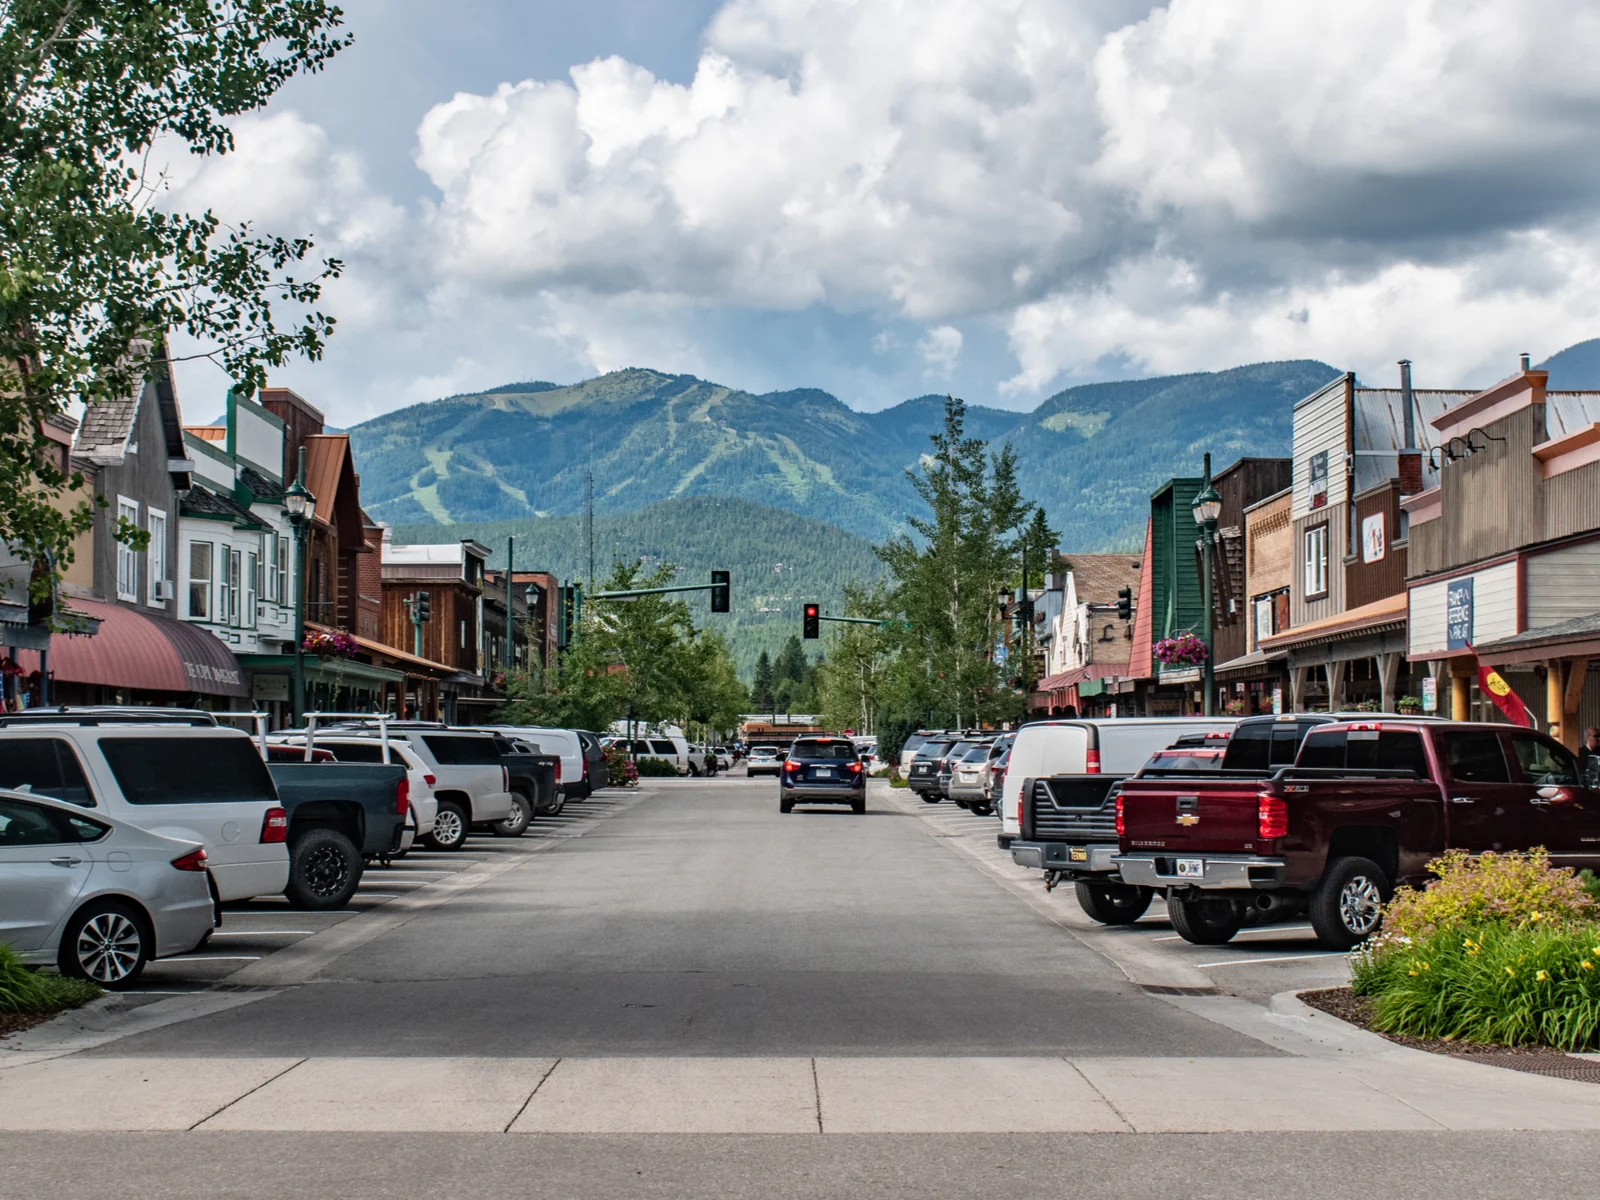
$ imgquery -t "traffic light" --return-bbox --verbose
[557,585,579,650]
[1116,587,1132,622]
[803,603,820,639]
[710,569,730,613]
[415,590,431,624]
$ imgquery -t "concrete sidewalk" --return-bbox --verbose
[3,1046,1599,1133]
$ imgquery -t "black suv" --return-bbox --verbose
[779,737,866,814]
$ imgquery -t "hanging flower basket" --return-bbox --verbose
[302,629,358,660]
[1154,632,1208,667]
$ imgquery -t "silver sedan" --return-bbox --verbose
[0,788,216,988]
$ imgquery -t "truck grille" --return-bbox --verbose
[1028,780,1117,842]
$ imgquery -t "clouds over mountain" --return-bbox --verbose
[168,0,1600,420]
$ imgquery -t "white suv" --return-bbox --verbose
[0,719,289,902]
[327,726,512,852]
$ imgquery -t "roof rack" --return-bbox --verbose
[0,706,221,728]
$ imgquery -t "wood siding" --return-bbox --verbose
[1408,560,1518,658]
[1291,375,1352,522]
[1291,507,1347,626]
[1346,482,1407,609]
[1526,540,1600,627]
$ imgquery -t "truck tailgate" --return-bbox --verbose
[1118,777,1264,854]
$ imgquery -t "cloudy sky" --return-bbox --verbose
[166,0,1600,425]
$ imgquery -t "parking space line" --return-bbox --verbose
[1195,953,1346,968]
[161,956,262,963]
[209,931,314,937]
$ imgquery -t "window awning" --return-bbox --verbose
[15,597,247,698]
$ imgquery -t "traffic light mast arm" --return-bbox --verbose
[589,583,720,599]
[818,614,889,627]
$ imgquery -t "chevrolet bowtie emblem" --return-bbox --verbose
[1176,814,1200,826]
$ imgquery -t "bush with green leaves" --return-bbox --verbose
[0,945,100,1015]
[634,756,680,777]
[1378,849,1594,942]
[1351,922,1600,1049]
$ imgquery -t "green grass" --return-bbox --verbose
[0,944,101,1015]
[1352,923,1600,1050]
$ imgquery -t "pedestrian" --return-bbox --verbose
[1581,727,1600,787]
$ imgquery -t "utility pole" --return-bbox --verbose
[585,465,595,591]
[504,536,515,676]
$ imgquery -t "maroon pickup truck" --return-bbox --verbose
[1114,720,1600,949]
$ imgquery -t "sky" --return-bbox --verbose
[165,0,1600,426]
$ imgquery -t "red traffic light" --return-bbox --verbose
[803,603,820,639]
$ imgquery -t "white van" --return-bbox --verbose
[481,726,586,798]
[999,718,1238,839]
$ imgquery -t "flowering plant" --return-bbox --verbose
[302,629,357,659]
[1154,632,1208,667]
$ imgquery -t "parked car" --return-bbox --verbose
[575,730,610,793]
[490,735,559,831]
[779,737,866,813]
[984,742,1012,814]
[746,745,784,777]
[906,737,955,802]
[1114,719,1600,948]
[0,711,290,903]
[269,736,439,851]
[948,742,996,811]
[898,730,942,777]
[0,789,215,988]
[481,725,584,805]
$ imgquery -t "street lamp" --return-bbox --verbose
[283,446,317,725]
[1191,452,1221,716]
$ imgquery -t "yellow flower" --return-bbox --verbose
[1537,970,1550,981]
[1422,962,1431,971]
[1532,911,1543,921]
[1584,961,1594,970]
[1408,969,1418,977]
[1506,966,1516,977]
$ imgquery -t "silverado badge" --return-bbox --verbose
[1176,813,1200,826]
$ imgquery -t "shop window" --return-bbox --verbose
[115,497,139,601]
[1303,524,1328,598]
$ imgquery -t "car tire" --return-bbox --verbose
[1166,894,1244,945]
[955,799,971,810]
[285,828,364,910]
[780,795,794,814]
[969,800,993,816]
[494,792,532,838]
[851,797,866,814]
[921,794,941,804]
[425,801,469,852]
[1075,882,1153,925]
[58,900,151,989]
[1310,856,1391,949]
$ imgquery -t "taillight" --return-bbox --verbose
[1258,792,1289,840]
[171,848,208,871]
[260,806,287,844]
[847,761,862,773]
[784,759,802,773]
[1115,792,1125,837]
[424,774,436,787]
[502,766,510,791]
[1086,749,1101,774]
[555,760,562,783]
[396,778,410,818]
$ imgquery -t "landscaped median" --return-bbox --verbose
[0,945,101,1039]
[1308,849,1600,1053]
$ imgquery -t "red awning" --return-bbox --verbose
[16,597,247,698]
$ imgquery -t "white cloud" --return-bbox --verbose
[918,325,964,379]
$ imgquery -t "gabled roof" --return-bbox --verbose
[238,465,284,503]
[76,395,139,460]
[180,484,268,530]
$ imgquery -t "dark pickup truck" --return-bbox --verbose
[265,754,409,909]
[1115,719,1600,948]
[1013,715,1331,926]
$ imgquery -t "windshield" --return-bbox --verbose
[914,741,952,760]
[963,746,990,762]
[790,739,857,760]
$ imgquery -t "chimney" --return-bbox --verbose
[1520,352,1531,372]
[1397,359,1422,495]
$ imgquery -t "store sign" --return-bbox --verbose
[1421,676,1438,713]
[1271,685,1283,715]
[252,674,289,702]
[1308,451,1329,509]
[1446,578,1475,650]
[1254,597,1273,645]
[1361,512,1386,563]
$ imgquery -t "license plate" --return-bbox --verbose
[1175,858,1205,878]
[1069,847,1088,863]
[815,768,834,778]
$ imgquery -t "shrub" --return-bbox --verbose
[0,945,100,1015]
[634,756,680,777]
[1351,923,1600,1049]
[601,745,638,787]
[1378,849,1594,942]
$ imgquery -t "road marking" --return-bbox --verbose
[1154,925,1315,942]
[160,956,262,963]
[1196,953,1346,968]
[208,931,314,937]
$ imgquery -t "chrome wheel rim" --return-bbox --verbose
[304,844,351,897]
[434,809,463,845]
[76,912,142,983]
[1339,876,1383,935]
[501,800,527,831]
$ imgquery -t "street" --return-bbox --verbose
[7,775,1600,1198]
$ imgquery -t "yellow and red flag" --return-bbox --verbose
[1476,657,1534,727]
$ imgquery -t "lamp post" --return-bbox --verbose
[283,446,317,725]
[1191,453,1223,717]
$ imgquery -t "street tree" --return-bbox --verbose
[751,650,775,714]
[816,581,894,734]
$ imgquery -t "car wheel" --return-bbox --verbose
[1075,882,1153,925]
[851,797,866,814]
[285,828,363,910]
[969,801,993,816]
[1310,856,1391,949]
[425,801,469,852]
[955,799,971,810]
[921,794,941,804]
[1166,894,1244,945]
[780,794,794,813]
[494,792,532,838]
[59,900,150,989]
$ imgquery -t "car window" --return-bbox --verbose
[1509,733,1581,785]
[1345,730,1428,776]
[324,742,385,764]
[100,736,278,806]
[649,740,677,755]
[1296,729,1346,770]
[1271,726,1303,766]
[1439,730,1511,784]
[419,734,503,766]
[963,746,990,762]
[791,739,855,759]
[0,737,97,807]
[0,797,68,845]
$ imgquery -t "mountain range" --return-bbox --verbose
[348,358,1350,550]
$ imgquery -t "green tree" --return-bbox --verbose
[680,629,749,737]
[497,614,627,731]
[751,649,774,714]
[1,1,349,588]
[817,582,894,733]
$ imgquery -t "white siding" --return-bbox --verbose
[1292,378,1348,521]
[235,403,283,480]
[1408,561,1518,657]
[1526,540,1600,628]
[185,434,235,490]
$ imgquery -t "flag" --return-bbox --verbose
[1475,656,1534,728]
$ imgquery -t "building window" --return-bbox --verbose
[277,535,289,605]
[1304,524,1329,598]
[245,552,258,628]
[460,619,467,649]
[146,508,167,606]
[115,497,139,601]
[228,549,243,626]
[188,542,212,619]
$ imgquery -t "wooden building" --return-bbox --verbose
[381,536,490,722]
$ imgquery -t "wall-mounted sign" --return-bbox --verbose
[1421,676,1438,712]
[1308,450,1329,509]
[1271,685,1283,715]
[1361,512,1386,563]
[1446,578,1475,650]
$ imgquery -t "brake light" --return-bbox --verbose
[1086,749,1101,774]
[784,759,802,773]
[1258,792,1289,840]
[847,761,862,774]
[503,766,510,791]
[171,848,208,872]
[1115,792,1125,837]
[555,759,562,784]
[1347,722,1382,731]
[424,774,436,787]
[260,806,287,844]
[396,778,410,818]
